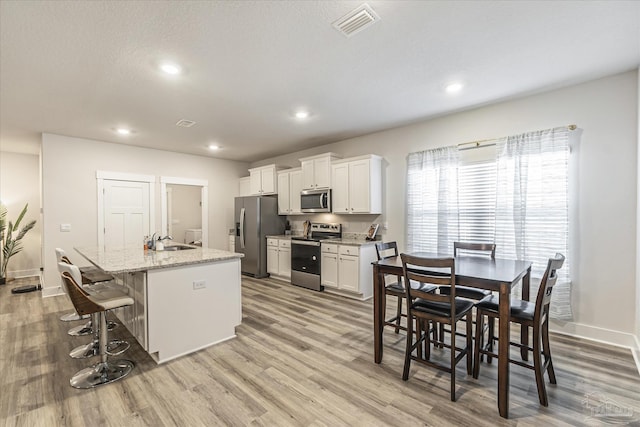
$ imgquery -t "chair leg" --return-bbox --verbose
[424,320,431,361]
[487,316,495,364]
[473,310,483,379]
[438,322,445,348]
[395,296,403,334]
[532,325,549,407]
[416,319,423,360]
[402,312,413,381]
[450,320,456,401]
[466,314,473,375]
[542,320,557,384]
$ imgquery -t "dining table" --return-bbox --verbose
[372,252,532,419]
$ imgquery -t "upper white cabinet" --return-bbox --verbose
[239,177,251,196]
[249,164,282,195]
[300,153,340,190]
[277,168,303,215]
[331,155,382,214]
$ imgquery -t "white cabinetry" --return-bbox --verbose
[331,155,382,214]
[277,168,303,215]
[114,272,147,350]
[249,164,282,195]
[267,238,291,280]
[321,243,376,300]
[300,153,340,190]
[239,177,251,196]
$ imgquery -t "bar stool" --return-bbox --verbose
[56,248,116,336]
[59,263,135,388]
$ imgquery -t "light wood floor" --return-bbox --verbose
[1,275,639,426]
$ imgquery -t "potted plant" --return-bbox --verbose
[0,203,36,285]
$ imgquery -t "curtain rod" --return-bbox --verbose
[457,124,577,151]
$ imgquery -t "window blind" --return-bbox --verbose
[406,127,572,319]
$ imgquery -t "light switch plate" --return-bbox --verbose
[193,280,206,290]
[60,224,71,232]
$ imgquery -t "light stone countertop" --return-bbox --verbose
[75,245,243,274]
[265,235,293,239]
[319,238,379,247]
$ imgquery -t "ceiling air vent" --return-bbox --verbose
[176,119,196,128]
[332,3,380,38]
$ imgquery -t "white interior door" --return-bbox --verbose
[103,180,150,248]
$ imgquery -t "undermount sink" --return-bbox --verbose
[163,245,196,251]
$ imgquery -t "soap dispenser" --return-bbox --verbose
[155,236,164,251]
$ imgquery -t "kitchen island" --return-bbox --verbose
[75,245,243,364]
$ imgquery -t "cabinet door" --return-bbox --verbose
[321,252,338,288]
[249,169,262,195]
[349,159,371,213]
[338,254,359,292]
[267,246,279,275]
[301,160,315,189]
[239,177,251,196]
[289,170,303,214]
[314,157,331,188]
[279,247,291,279]
[331,163,350,213]
[133,272,147,350]
[261,168,276,194]
[277,172,290,214]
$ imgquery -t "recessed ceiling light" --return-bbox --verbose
[445,82,464,93]
[160,62,182,75]
[116,128,131,135]
[208,144,220,150]
[295,111,310,119]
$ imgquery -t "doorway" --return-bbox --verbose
[160,177,209,247]
[97,171,155,248]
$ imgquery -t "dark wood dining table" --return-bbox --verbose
[372,252,532,419]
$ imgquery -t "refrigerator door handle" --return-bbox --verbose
[239,207,246,249]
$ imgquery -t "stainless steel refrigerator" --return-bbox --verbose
[234,195,286,278]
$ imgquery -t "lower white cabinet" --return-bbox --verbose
[113,271,147,350]
[267,238,291,280]
[321,243,376,300]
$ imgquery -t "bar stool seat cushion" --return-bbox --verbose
[412,297,474,320]
[438,285,491,300]
[476,295,536,321]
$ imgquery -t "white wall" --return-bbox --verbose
[255,70,639,346]
[0,151,41,278]
[637,67,640,352]
[41,133,248,295]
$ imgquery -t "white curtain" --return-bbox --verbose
[406,126,572,320]
[495,127,571,319]
[406,146,459,254]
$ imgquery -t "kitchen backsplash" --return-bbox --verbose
[288,214,385,240]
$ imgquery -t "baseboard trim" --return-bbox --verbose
[632,335,640,376]
[42,285,64,298]
[550,320,638,349]
[5,268,41,279]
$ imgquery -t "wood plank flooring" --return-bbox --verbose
[1,275,639,426]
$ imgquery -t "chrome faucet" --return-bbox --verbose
[159,235,173,242]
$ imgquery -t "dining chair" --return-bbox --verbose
[473,253,565,407]
[400,253,474,401]
[437,242,495,349]
[375,242,437,334]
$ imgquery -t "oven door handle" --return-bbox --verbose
[292,240,320,247]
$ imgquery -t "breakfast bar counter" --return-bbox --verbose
[75,245,244,364]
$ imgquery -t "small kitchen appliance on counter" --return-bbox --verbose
[291,223,341,291]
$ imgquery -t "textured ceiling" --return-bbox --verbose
[1,1,639,161]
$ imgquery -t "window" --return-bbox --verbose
[406,127,572,319]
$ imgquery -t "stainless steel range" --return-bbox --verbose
[290,223,341,291]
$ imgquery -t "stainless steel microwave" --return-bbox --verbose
[301,189,331,213]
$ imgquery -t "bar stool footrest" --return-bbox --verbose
[70,359,134,389]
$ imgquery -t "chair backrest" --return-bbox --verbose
[375,241,399,261]
[534,253,565,324]
[58,262,102,316]
[453,241,496,259]
[55,247,73,264]
[401,253,456,317]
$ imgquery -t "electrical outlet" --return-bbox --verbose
[383,222,388,230]
[193,280,206,290]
